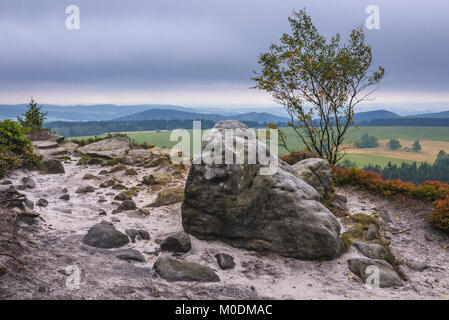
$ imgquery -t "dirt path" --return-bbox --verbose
[1,160,448,299]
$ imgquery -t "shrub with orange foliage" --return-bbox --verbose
[333,166,449,231]
[280,151,320,165]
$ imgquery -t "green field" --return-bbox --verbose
[69,126,449,168]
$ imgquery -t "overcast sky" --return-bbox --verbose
[0,0,448,113]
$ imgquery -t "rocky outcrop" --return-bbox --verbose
[153,256,220,282]
[293,157,347,213]
[293,158,332,198]
[182,120,343,260]
[76,136,130,159]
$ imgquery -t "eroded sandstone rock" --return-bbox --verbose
[182,120,343,260]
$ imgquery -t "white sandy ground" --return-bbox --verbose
[1,159,449,300]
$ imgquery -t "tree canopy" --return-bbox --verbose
[253,9,385,164]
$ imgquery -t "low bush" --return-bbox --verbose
[333,166,449,231]
[0,119,41,178]
[280,150,320,165]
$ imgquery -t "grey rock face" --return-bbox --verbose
[293,158,332,198]
[348,257,402,288]
[353,242,394,261]
[405,260,429,271]
[82,221,129,248]
[215,253,235,270]
[364,223,381,241]
[76,136,130,159]
[160,231,191,253]
[153,256,220,282]
[41,159,65,174]
[182,120,343,260]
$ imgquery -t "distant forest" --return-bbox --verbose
[45,119,280,137]
[343,151,449,184]
[359,118,449,126]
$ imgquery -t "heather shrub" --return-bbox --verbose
[333,166,449,231]
[280,150,320,165]
[431,199,449,231]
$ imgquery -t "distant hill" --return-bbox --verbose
[0,104,197,122]
[405,110,449,118]
[353,110,400,122]
[114,109,290,124]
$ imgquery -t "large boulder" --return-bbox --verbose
[76,136,131,159]
[182,120,343,260]
[82,221,129,248]
[292,158,332,198]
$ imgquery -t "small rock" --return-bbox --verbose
[87,158,103,165]
[126,229,139,243]
[160,231,191,253]
[406,260,429,272]
[98,170,109,175]
[61,188,68,194]
[149,187,184,207]
[60,194,70,201]
[138,208,151,216]
[109,165,127,173]
[114,191,132,201]
[0,180,12,185]
[76,186,95,194]
[116,200,137,212]
[37,199,48,207]
[114,249,146,262]
[82,220,129,248]
[153,256,220,282]
[97,197,107,203]
[141,175,157,186]
[112,184,127,190]
[125,168,138,176]
[82,173,98,180]
[98,210,107,216]
[100,179,116,188]
[22,177,36,189]
[348,257,402,288]
[41,159,65,174]
[215,253,235,270]
[138,230,151,240]
[364,223,381,241]
[353,242,394,261]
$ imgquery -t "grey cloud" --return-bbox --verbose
[0,0,448,96]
